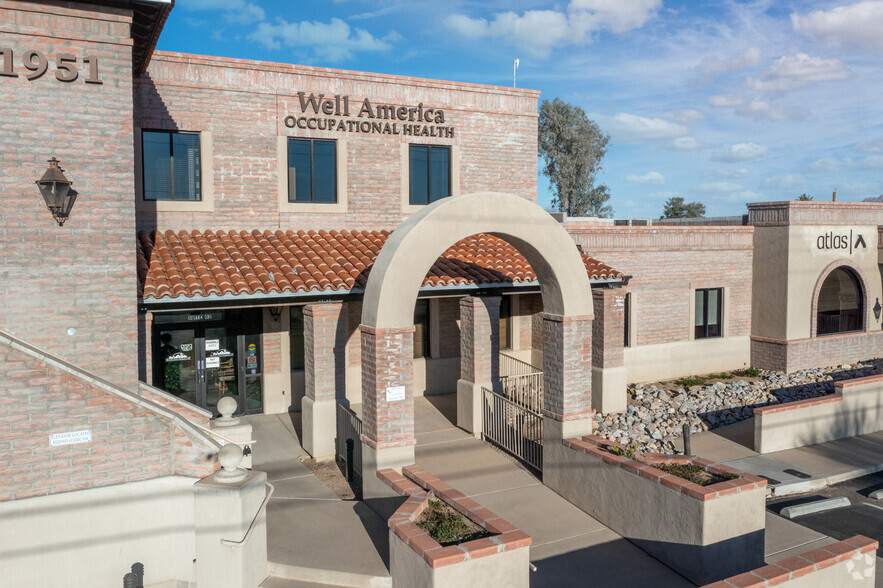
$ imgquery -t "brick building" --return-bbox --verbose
[3,1,883,585]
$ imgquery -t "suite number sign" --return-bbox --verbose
[0,48,103,84]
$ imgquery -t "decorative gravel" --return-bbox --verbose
[592,359,883,455]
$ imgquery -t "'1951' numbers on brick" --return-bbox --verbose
[0,48,103,84]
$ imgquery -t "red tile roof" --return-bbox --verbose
[136,229,621,300]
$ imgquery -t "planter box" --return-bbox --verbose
[377,465,531,588]
[555,435,768,585]
[703,535,878,588]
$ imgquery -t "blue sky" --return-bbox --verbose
[163,1,883,218]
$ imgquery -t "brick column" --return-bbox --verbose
[303,302,346,459]
[542,312,595,492]
[457,296,501,436]
[360,324,416,498]
[591,289,627,413]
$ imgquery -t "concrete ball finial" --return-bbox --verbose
[217,396,237,419]
[214,443,247,483]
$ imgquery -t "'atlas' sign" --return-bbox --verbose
[816,230,867,254]
[285,92,455,138]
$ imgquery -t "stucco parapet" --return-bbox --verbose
[748,200,883,226]
[753,394,842,415]
[568,435,767,501]
[378,466,531,568]
[567,226,754,251]
[835,372,883,388]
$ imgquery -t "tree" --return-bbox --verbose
[661,196,706,219]
[797,193,813,201]
[538,97,612,218]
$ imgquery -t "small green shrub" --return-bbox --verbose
[654,463,738,486]
[610,443,639,460]
[733,367,761,378]
[417,500,490,546]
[707,372,733,380]
[678,377,706,387]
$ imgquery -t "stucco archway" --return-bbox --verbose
[359,192,596,496]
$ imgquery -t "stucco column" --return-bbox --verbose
[360,324,416,498]
[303,301,346,460]
[457,295,501,436]
[591,289,627,414]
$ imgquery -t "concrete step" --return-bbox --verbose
[260,574,358,588]
[266,562,390,588]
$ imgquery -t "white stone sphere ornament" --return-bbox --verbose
[214,443,248,483]
[216,395,240,425]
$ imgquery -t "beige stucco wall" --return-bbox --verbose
[623,336,751,383]
[753,224,881,341]
[0,476,197,587]
[755,379,883,453]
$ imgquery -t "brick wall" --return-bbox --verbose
[0,341,214,501]
[262,307,283,374]
[752,331,883,372]
[521,293,543,351]
[569,227,754,347]
[360,325,415,449]
[134,52,539,233]
[0,1,138,387]
[437,297,461,358]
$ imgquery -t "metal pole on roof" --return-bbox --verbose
[513,59,519,88]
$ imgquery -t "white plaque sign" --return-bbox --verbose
[206,357,220,368]
[205,339,220,351]
[385,386,406,402]
[49,430,92,447]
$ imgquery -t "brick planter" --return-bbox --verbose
[554,435,768,585]
[377,465,531,588]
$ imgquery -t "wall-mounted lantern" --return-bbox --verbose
[268,306,283,321]
[35,157,75,226]
[874,298,881,322]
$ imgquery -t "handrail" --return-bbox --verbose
[220,481,275,547]
[500,352,542,377]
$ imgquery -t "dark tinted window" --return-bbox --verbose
[695,288,722,339]
[288,138,336,203]
[414,300,430,358]
[409,145,450,205]
[143,130,200,201]
[817,268,863,335]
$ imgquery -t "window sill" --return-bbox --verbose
[136,198,214,213]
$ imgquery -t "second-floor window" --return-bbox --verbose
[409,144,450,205]
[288,138,336,203]
[142,130,201,201]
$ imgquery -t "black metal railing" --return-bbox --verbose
[335,403,362,480]
[482,386,543,472]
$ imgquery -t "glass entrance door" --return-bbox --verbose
[156,323,239,414]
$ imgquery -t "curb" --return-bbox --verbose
[267,562,392,588]
[780,496,850,519]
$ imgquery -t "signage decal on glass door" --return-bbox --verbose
[205,339,220,351]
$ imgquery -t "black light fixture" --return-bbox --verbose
[36,157,75,226]
[874,298,881,322]
[268,306,282,321]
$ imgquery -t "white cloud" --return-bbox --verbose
[708,94,743,107]
[792,2,883,52]
[804,157,845,173]
[804,155,883,173]
[444,0,662,57]
[665,109,705,124]
[854,137,883,153]
[712,142,768,162]
[763,174,807,191]
[697,47,762,77]
[694,181,744,193]
[625,171,666,185]
[247,18,396,61]
[602,112,689,143]
[670,137,704,150]
[734,100,807,121]
[181,0,265,25]
[745,54,852,93]
[715,168,750,179]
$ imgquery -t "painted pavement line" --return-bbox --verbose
[528,527,611,550]
[765,536,831,558]
[863,502,883,512]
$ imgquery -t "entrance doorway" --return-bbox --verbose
[152,309,263,415]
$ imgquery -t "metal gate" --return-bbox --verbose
[482,386,543,472]
[335,403,362,478]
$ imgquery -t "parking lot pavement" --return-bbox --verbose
[767,471,883,588]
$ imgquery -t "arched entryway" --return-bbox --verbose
[815,265,865,336]
[358,192,595,497]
